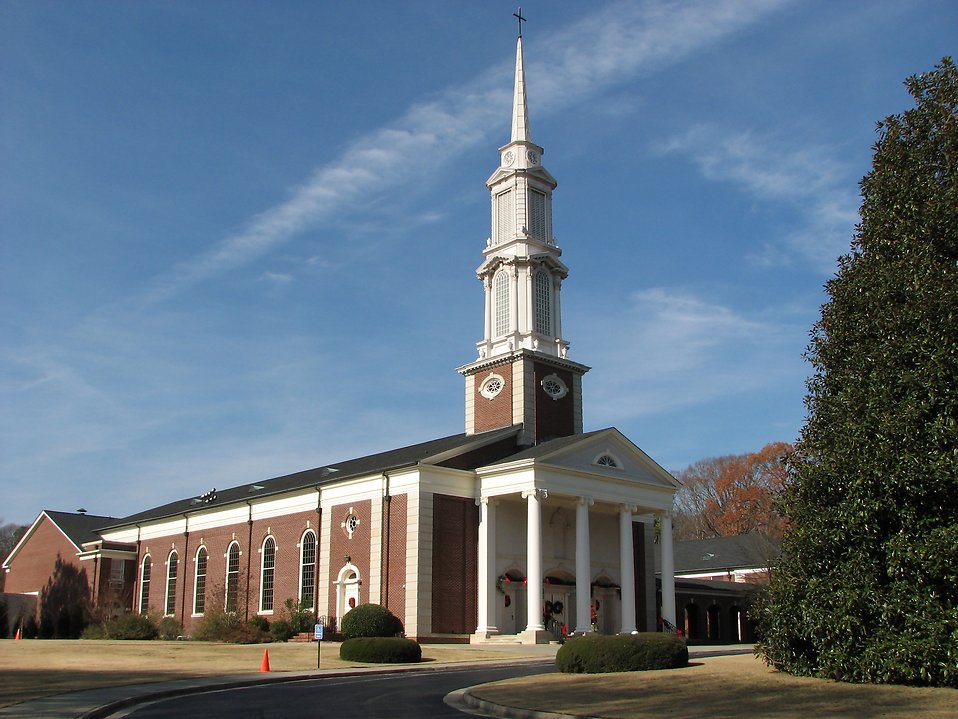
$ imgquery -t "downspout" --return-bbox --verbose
[245,502,254,620]
[180,514,190,623]
[134,525,142,613]
[92,553,100,609]
[380,473,391,608]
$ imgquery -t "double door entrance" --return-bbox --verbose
[495,580,578,636]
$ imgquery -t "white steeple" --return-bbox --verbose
[458,18,588,444]
[475,32,567,362]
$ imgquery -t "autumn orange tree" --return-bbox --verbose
[673,442,792,541]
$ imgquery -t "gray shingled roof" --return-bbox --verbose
[43,511,120,550]
[100,425,523,530]
[484,429,608,463]
[655,534,780,574]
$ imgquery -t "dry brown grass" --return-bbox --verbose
[0,639,536,708]
[5,642,955,717]
[470,654,958,719]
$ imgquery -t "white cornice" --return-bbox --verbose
[457,348,590,377]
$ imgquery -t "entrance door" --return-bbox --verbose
[337,568,360,621]
[544,588,575,635]
[496,574,527,634]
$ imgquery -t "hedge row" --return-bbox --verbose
[555,633,688,673]
[339,637,422,663]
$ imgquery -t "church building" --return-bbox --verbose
[4,27,680,644]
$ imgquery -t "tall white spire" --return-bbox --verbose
[510,36,531,143]
[458,11,589,444]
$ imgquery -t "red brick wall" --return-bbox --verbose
[247,510,319,618]
[136,508,320,632]
[430,494,478,634]
[138,537,181,619]
[473,363,514,433]
[384,494,407,623]
[534,362,576,441]
[326,500,372,618]
[3,516,86,595]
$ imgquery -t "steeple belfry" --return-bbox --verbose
[458,22,589,446]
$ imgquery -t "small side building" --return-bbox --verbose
[1,510,136,635]
[656,534,780,644]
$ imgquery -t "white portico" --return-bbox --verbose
[471,429,679,643]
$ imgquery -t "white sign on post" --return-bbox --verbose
[314,624,324,640]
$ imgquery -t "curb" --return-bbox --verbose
[449,688,592,719]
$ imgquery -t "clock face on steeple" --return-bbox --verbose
[503,150,515,167]
[526,150,539,165]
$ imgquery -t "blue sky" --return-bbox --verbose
[2,0,954,524]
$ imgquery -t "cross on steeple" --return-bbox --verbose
[513,7,526,38]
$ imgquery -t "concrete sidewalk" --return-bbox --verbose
[0,644,751,719]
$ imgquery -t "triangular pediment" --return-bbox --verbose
[526,429,680,489]
[476,428,679,513]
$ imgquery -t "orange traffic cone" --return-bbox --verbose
[14,627,21,641]
[260,649,270,672]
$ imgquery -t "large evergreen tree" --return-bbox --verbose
[756,58,958,687]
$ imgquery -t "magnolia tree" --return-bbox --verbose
[756,58,958,687]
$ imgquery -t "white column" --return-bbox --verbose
[660,512,676,627]
[574,497,593,634]
[476,498,498,635]
[553,278,563,339]
[510,266,519,340]
[525,489,545,631]
[619,505,637,634]
[483,277,492,343]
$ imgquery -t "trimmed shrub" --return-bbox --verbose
[340,603,403,640]
[157,617,182,641]
[269,619,293,642]
[104,613,158,640]
[555,633,689,674]
[339,637,421,663]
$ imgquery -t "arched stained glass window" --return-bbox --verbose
[193,546,208,615]
[300,530,316,608]
[260,537,276,612]
[165,551,178,616]
[139,555,152,614]
[225,542,240,613]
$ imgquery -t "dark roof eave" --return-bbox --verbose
[100,426,522,531]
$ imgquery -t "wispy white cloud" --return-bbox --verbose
[135,0,792,306]
[579,287,807,424]
[657,125,860,271]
